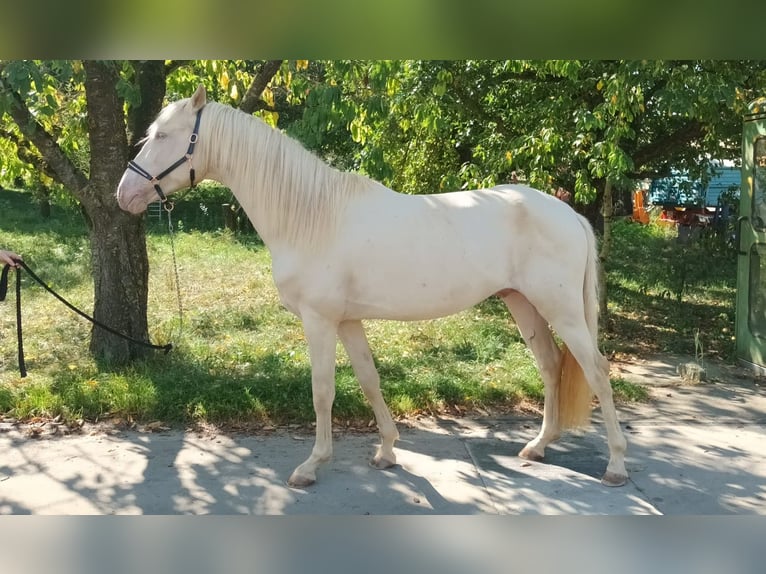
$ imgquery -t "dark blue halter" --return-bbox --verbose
[126,108,203,204]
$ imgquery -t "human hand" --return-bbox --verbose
[0,249,22,267]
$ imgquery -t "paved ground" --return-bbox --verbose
[1,353,765,515]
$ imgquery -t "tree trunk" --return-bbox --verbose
[83,61,151,363]
[39,195,51,218]
[3,60,168,364]
[598,179,613,331]
[578,184,604,234]
[87,210,151,362]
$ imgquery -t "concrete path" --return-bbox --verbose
[1,354,764,515]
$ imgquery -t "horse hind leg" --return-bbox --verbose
[338,320,399,469]
[501,290,565,462]
[546,314,628,487]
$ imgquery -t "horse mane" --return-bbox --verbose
[199,101,379,249]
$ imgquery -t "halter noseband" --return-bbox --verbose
[127,108,203,205]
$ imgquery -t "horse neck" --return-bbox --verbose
[201,104,344,250]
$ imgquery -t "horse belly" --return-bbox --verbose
[345,284,497,321]
[342,242,508,320]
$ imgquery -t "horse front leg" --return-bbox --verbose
[338,320,399,469]
[287,311,339,488]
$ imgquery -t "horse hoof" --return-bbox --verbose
[287,472,316,488]
[370,455,396,470]
[518,446,544,462]
[601,471,628,487]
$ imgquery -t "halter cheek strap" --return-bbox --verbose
[127,108,203,204]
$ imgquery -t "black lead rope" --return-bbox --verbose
[1,263,26,377]
[1,260,172,378]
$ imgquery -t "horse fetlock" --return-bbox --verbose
[601,471,628,487]
[380,427,399,446]
[287,467,317,488]
[371,452,397,470]
[518,444,545,462]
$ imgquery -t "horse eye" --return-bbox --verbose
[156,132,167,140]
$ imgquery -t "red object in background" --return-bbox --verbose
[632,189,650,224]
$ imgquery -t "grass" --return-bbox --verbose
[2,188,731,428]
[604,216,737,361]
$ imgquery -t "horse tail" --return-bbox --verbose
[578,213,600,344]
[557,214,600,429]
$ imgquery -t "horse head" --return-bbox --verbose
[117,84,208,214]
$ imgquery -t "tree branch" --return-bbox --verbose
[0,127,59,182]
[0,76,88,193]
[165,60,191,76]
[239,60,283,115]
[631,120,706,172]
[126,60,167,150]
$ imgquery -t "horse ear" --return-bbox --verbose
[190,84,207,112]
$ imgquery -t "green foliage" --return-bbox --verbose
[284,60,766,205]
[0,60,88,194]
[4,59,765,209]
[149,181,256,234]
[610,378,650,402]
[176,180,235,205]
[115,62,142,107]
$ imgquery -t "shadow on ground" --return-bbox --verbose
[1,354,765,515]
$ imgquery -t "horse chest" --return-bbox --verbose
[270,256,349,318]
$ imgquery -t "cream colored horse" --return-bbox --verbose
[117,85,628,488]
